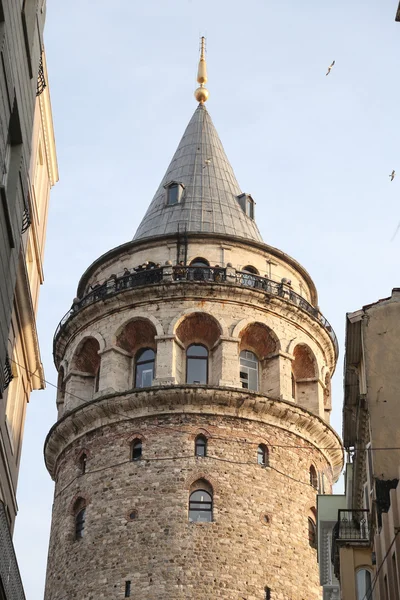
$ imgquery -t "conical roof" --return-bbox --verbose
[133,103,263,242]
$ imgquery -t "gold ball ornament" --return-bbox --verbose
[194,87,209,103]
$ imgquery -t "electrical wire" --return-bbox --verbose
[11,357,400,453]
[363,530,399,600]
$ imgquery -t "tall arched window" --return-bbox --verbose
[309,465,318,489]
[308,517,317,548]
[257,444,268,467]
[195,435,207,457]
[131,440,142,461]
[79,452,87,475]
[189,489,213,522]
[356,569,372,600]
[186,344,208,384]
[135,348,155,388]
[73,498,87,540]
[240,350,259,391]
[190,257,209,267]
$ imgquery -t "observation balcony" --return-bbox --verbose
[53,265,338,358]
[332,509,371,578]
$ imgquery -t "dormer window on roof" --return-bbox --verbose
[165,181,184,206]
[237,193,255,220]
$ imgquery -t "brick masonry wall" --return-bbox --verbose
[45,411,332,600]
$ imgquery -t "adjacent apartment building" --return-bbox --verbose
[318,289,400,600]
[0,2,58,599]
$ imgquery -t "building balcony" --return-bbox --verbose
[332,509,371,578]
[0,502,25,600]
[53,265,338,358]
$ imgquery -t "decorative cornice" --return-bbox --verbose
[44,386,344,482]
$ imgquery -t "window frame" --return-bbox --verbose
[186,344,208,385]
[134,347,155,389]
[165,181,184,206]
[131,439,142,461]
[195,435,207,457]
[309,465,318,489]
[355,568,373,600]
[257,444,268,467]
[75,507,86,540]
[240,349,259,391]
[188,489,213,523]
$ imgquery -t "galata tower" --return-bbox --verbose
[44,40,343,600]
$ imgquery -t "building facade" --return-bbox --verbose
[44,47,342,600]
[318,289,400,600]
[0,1,58,594]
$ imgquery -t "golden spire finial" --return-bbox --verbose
[194,36,209,104]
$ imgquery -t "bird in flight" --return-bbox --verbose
[389,170,396,181]
[326,61,335,76]
[203,158,212,169]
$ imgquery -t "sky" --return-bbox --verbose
[13,0,400,597]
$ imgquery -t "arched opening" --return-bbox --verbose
[242,265,259,274]
[131,439,142,461]
[309,465,318,489]
[257,444,269,467]
[70,337,101,404]
[292,344,319,414]
[239,323,279,395]
[324,372,332,420]
[239,349,259,391]
[356,569,373,599]
[308,516,317,548]
[135,348,155,388]
[116,319,157,389]
[175,312,222,385]
[56,366,66,417]
[188,479,213,523]
[195,435,207,457]
[78,452,87,475]
[186,344,208,384]
[190,257,209,267]
[73,497,87,540]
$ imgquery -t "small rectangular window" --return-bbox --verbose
[125,581,131,597]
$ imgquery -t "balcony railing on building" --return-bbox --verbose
[332,509,371,578]
[53,265,338,357]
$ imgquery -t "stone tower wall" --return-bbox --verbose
[45,234,342,600]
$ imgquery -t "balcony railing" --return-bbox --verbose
[335,509,371,542]
[53,266,338,357]
[0,502,26,599]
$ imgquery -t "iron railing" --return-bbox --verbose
[0,502,26,599]
[53,266,338,357]
[335,509,371,542]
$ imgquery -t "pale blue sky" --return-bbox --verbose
[14,1,400,597]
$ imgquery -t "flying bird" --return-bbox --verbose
[203,158,212,169]
[390,170,395,181]
[326,60,335,76]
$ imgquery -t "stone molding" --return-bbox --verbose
[44,386,343,481]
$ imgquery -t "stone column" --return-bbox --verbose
[153,335,177,386]
[64,371,94,412]
[98,346,131,394]
[213,337,240,388]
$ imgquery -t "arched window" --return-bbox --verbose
[356,568,372,600]
[291,372,296,399]
[240,350,259,391]
[189,489,213,522]
[309,465,318,489]
[135,348,155,388]
[195,435,207,457]
[73,498,87,540]
[186,344,208,384]
[189,257,211,281]
[257,444,268,466]
[79,452,87,475]
[308,517,317,548]
[131,440,142,461]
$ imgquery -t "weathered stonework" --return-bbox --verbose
[44,101,342,599]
